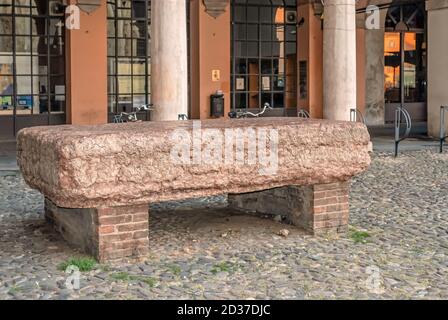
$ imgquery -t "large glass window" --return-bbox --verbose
[231,0,297,111]
[384,2,426,104]
[384,32,401,103]
[0,0,66,136]
[107,0,151,119]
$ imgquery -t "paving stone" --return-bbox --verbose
[1,150,448,299]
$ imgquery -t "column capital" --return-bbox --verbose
[203,0,230,18]
[322,0,357,6]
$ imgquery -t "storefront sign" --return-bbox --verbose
[212,70,221,82]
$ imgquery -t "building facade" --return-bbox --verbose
[0,0,447,140]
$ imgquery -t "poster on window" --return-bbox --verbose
[262,76,270,91]
[0,63,13,96]
[0,96,12,110]
[0,63,13,110]
[236,78,245,91]
[55,85,66,101]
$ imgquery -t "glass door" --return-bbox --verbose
[384,32,401,106]
[403,33,426,106]
[384,2,426,123]
[384,31,426,122]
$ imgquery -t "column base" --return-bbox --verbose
[45,199,149,263]
[228,182,350,235]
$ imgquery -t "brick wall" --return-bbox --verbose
[44,181,350,261]
[228,181,350,234]
[312,182,350,234]
[45,199,149,263]
[95,205,149,262]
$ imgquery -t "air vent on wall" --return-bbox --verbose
[286,10,297,24]
[49,1,64,16]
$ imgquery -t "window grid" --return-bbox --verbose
[107,0,151,118]
[231,0,297,111]
[0,1,66,122]
[384,2,426,105]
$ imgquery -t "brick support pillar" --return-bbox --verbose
[228,182,350,234]
[45,199,149,263]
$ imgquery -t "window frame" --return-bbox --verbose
[0,0,66,124]
[107,0,151,121]
[230,0,298,112]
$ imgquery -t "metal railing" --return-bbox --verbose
[297,109,310,118]
[440,106,448,153]
[350,108,366,124]
[394,106,412,157]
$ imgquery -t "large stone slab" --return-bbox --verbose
[17,118,371,209]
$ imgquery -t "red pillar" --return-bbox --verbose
[65,1,108,125]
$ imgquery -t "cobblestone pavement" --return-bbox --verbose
[0,150,447,300]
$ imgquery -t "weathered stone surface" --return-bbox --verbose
[17,118,371,208]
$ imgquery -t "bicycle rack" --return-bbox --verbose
[394,106,412,157]
[113,114,123,124]
[440,106,448,153]
[297,109,310,118]
[350,108,366,124]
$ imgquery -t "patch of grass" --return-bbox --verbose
[58,257,97,272]
[110,272,158,288]
[411,247,425,255]
[98,264,111,272]
[350,230,371,244]
[165,264,182,276]
[140,277,158,287]
[110,272,131,281]
[7,286,21,295]
[211,261,241,275]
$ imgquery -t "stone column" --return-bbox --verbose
[323,0,357,121]
[364,9,387,126]
[151,0,189,121]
